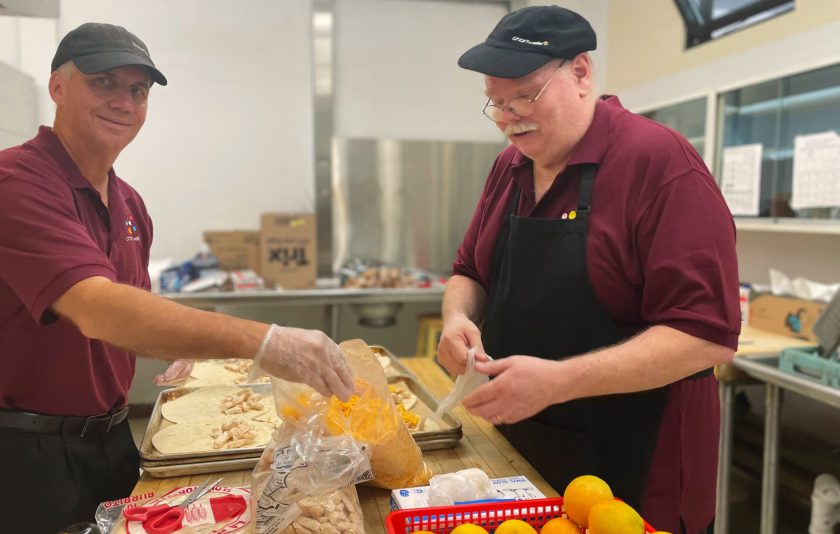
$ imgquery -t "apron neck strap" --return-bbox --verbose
[507,163,599,216]
[577,164,598,213]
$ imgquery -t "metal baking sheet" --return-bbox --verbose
[139,383,275,463]
[141,347,461,470]
[141,456,260,478]
[388,375,462,446]
[371,345,463,448]
[369,345,413,377]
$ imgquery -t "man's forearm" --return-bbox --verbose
[442,275,488,325]
[53,276,267,361]
[552,325,735,404]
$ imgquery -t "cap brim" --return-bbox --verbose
[458,43,554,79]
[73,51,168,86]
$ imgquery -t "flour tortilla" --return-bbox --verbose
[186,359,247,387]
[161,386,266,424]
[152,418,275,455]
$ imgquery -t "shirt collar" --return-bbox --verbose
[510,94,623,174]
[34,126,116,190]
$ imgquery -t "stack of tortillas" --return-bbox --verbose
[153,386,279,455]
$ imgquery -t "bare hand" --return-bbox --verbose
[462,356,560,424]
[436,314,487,375]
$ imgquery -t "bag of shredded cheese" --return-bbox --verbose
[272,339,432,490]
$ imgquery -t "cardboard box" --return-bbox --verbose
[259,213,317,289]
[749,294,826,342]
[203,231,261,274]
[389,476,545,510]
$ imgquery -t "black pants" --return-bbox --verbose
[0,418,139,534]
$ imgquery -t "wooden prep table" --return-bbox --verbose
[130,357,558,533]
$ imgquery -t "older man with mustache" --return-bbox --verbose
[436,6,740,533]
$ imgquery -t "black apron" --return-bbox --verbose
[482,164,667,511]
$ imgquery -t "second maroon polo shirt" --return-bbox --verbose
[454,95,741,350]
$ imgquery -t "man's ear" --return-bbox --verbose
[48,70,65,104]
[569,53,593,96]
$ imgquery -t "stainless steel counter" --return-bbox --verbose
[164,287,445,340]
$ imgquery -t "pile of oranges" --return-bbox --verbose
[409,475,671,534]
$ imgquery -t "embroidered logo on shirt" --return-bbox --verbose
[124,215,141,242]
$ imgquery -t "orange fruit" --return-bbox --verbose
[450,524,489,534]
[588,500,645,534]
[494,519,537,534]
[563,475,614,528]
[540,517,582,533]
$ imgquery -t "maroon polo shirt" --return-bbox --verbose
[0,126,153,416]
[454,95,741,350]
[454,96,739,530]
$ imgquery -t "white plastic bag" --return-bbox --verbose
[434,347,491,418]
[428,468,494,507]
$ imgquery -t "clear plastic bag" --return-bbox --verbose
[269,339,432,490]
[434,347,490,419]
[250,408,372,533]
[428,468,494,507]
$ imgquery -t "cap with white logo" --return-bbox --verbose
[458,5,596,79]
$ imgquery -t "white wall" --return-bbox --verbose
[0,61,37,148]
[615,20,840,114]
[0,18,43,149]
[52,0,315,262]
[334,0,507,142]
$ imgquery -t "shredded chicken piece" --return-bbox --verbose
[387,383,413,405]
[223,359,253,374]
[220,388,264,415]
[210,419,258,449]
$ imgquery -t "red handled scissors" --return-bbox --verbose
[123,477,222,534]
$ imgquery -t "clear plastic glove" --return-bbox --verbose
[434,347,491,419]
[153,359,194,386]
[248,324,355,401]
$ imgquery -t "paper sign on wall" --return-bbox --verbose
[791,131,840,210]
[721,144,763,216]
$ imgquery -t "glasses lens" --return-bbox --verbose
[483,97,536,123]
[483,105,503,122]
[509,98,535,118]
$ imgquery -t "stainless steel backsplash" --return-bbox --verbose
[331,137,506,275]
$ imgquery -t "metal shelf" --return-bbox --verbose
[735,218,840,234]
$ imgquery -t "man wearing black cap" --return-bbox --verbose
[437,6,739,533]
[0,23,354,531]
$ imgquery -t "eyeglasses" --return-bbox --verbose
[482,60,566,123]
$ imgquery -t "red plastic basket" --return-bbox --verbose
[385,497,656,533]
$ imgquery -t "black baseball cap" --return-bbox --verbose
[458,5,596,79]
[51,22,167,86]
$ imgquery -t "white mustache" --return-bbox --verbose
[504,122,539,136]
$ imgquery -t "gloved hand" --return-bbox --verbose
[153,359,195,386]
[249,324,355,401]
